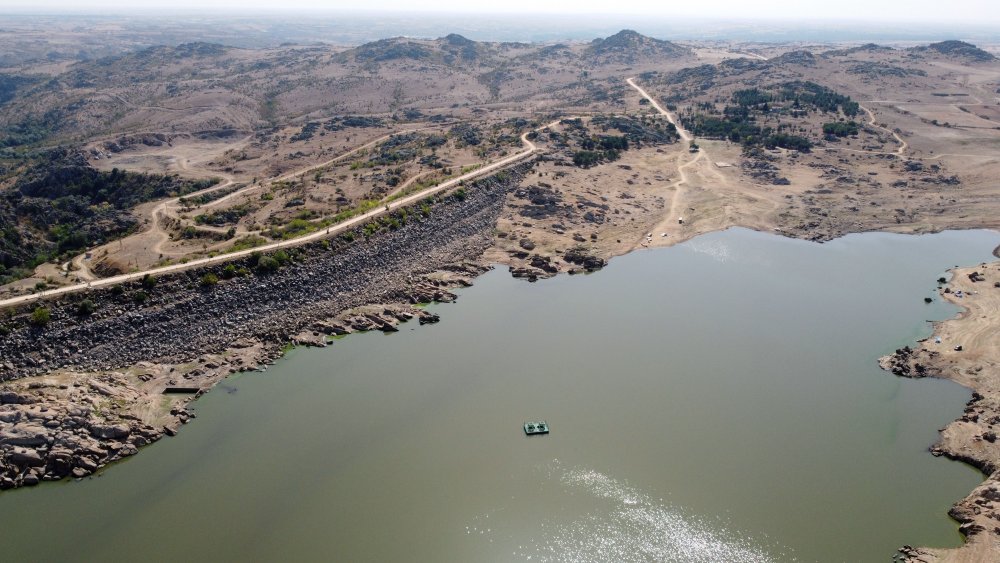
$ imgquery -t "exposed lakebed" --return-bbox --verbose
[2,227,998,562]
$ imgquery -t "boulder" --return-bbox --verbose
[0,392,28,405]
[0,406,23,423]
[88,423,130,440]
[46,449,75,477]
[8,448,44,467]
[563,247,607,272]
[418,313,440,325]
[76,456,99,473]
[529,255,559,274]
[0,424,49,447]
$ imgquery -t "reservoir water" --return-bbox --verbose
[2,228,998,562]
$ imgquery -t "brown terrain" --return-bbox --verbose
[1,25,999,560]
[881,255,1000,562]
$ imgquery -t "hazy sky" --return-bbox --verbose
[9,0,1000,24]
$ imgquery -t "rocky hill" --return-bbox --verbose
[823,43,894,57]
[772,50,817,66]
[584,30,692,64]
[913,40,996,62]
[341,34,492,66]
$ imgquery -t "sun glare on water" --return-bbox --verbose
[471,461,789,562]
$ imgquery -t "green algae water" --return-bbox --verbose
[1,228,998,562]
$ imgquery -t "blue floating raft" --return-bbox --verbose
[524,421,549,435]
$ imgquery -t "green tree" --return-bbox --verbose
[29,306,50,327]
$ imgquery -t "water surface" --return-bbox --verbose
[2,228,998,562]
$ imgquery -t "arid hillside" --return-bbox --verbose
[1,32,998,295]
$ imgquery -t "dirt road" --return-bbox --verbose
[626,77,706,242]
[859,104,908,155]
[1,121,557,310]
[626,77,692,142]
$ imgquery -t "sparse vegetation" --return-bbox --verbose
[0,150,216,284]
[29,306,50,327]
[76,299,96,316]
[226,236,268,253]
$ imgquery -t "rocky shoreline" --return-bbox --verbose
[2,157,999,561]
[0,163,531,490]
[880,255,1000,562]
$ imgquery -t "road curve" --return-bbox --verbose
[859,104,907,156]
[0,120,558,310]
[626,77,693,142]
[64,124,481,282]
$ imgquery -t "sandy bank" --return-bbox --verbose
[881,252,1000,561]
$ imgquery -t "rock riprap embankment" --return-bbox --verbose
[0,164,529,489]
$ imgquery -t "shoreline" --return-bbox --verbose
[0,164,530,489]
[881,251,1000,561]
[1,164,999,559]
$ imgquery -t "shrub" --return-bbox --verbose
[141,274,157,290]
[200,273,219,287]
[29,307,51,327]
[256,256,280,274]
[76,299,96,316]
[221,264,238,279]
[133,290,149,304]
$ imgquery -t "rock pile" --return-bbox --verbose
[0,164,530,490]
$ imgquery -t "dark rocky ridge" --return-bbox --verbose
[0,163,531,382]
[913,40,997,62]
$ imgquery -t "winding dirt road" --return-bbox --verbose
[1,121,557,310]
[859,104,908,155]
[67,125,459,280]
[626,77,705,241]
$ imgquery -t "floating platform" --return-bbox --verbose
[524,421,549,435]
